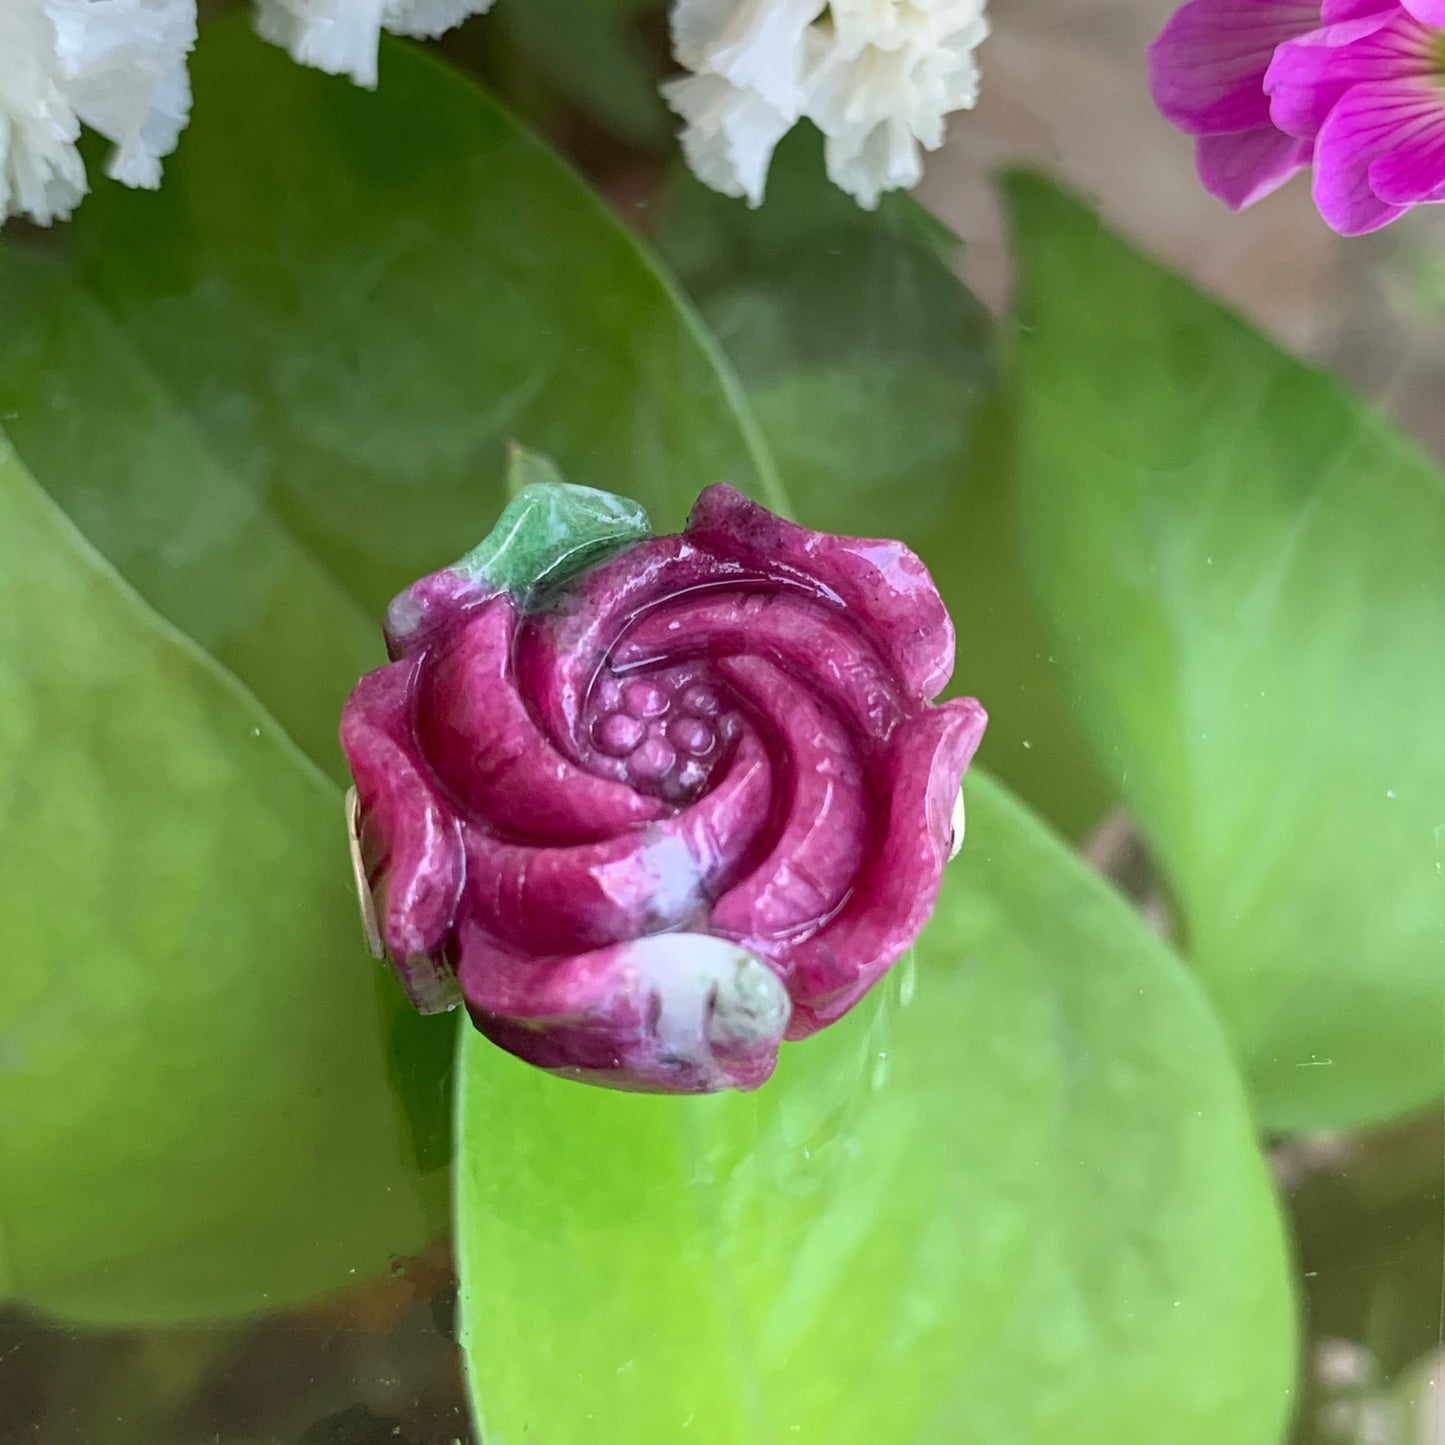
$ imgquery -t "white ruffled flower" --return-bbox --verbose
[254,0,497,89]
[663,0,988,209]
[810,0,988,207]
[661,0,823,207]
[662,71,793,209]
[0,0,195,225]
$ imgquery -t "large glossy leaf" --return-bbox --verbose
[501,0,670,149]
[26,17,778,631]
[456,775,1295,1445]
[0,20,775,1322]
[0,442,443,1323]
[0,251,379,780]
[653,130,1113,838]
[1005,174,1445,1131]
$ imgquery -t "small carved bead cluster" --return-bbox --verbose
[587,665,736,804]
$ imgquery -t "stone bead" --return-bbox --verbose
[594,711,645,757]
[667,715,715,757]
[622,678,670,719]
[629,734,677,781]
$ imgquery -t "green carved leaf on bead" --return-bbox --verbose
[455,448,653,598]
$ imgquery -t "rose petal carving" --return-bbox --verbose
[340,483,987,1093]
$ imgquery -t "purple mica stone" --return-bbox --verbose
[340,484,987,1095]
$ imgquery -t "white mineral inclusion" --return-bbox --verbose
[633,933,792,1083]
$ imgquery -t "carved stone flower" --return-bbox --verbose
[342,461,986,1093]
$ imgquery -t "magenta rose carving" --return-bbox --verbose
[341,482,986,1094]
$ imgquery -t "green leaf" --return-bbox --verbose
[0,249,380,783]
[1005,173,1445,1131]
[454,457,653,595]
[0,440,444,1324]
[27,17,780,623]
[500,0,670,149]
[0,19,780,1322]
[456,775,1295,1445]
[653,130,1113,837]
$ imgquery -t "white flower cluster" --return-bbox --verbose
[662,0,989,208]
[0,0,985,227]
[254,0,497,91]
[0,0,195,224]
[0,0,502,226]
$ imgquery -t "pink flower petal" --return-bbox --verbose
[416,594,669,842]
[1195,125,1313,206]
[461,733,772,955]
[778,698,987,1035]
[708,656,868,943]
[1312,77,1439,231]
[1268,11,1428,140]
[1321,0,1398,18]
[340,661,465,1008]
[610,590,908,741]
[1402,0,1445,22]
[459,929,792,1094]
[1368,100,1445,200]
[1149,0,1319,134]
[514,533,723,758]
[684,484,956,704]
[383,568,493,660]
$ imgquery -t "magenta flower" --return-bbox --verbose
[1149,0,1322,209]
[341,475,986,1095]
[1267,0,1445,233]
[1151,0,1445,232]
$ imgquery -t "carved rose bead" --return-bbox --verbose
[341,481,986,1094]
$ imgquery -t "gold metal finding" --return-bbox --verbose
[346,786,385,959]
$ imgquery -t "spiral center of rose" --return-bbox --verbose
[586,665,733,803]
